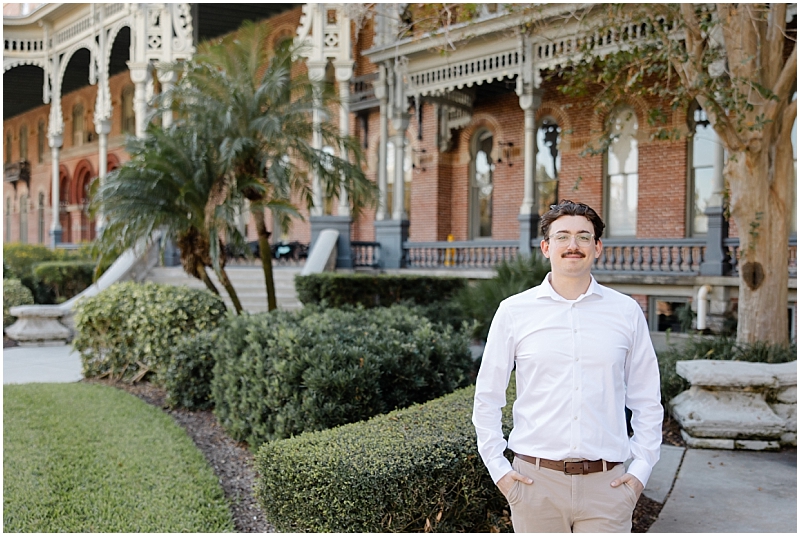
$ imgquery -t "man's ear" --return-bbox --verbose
[540,239,550,259]
[594,239,603,259]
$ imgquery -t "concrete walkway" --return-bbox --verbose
[2,343,797,532]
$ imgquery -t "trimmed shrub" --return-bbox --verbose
[3,279,34,327]
[3,244,94,304]
[33,261,95,301]
[295,273,467,307]
[211,305,474,447]
[658,335,797,404]
[73,282,226,383]
[164,330,219,410]
[255,382,516,533]
[456,253,550,340]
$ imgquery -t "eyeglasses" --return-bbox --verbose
[547,232,595,246]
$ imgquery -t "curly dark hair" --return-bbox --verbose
[540,199,605,240]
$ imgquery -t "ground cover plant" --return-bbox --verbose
[3,383,233,533]
[255,382,515,533]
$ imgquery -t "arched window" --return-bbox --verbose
[688,106,719,236]
[5,131,12,163]
[470,130,494,238]
[37,120,46,163]
[386,139,412,219]
[72,103,85,147]
[122,86,135,135]
[19,125,28,161]
[19,194,28,244]
[38,192,45,244]
[605,107,639,237]
[5,197,11,242]
[536,118,561,216]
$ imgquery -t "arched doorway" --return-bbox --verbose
[58,167,72,244]
[72,160,96,242]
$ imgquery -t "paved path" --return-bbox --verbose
[3,343,796,532]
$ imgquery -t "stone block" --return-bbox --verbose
[680,430,734,449]
[776,386,797,403]
[733,439,781,451]
[780,432,797,446]
[769,403,797,432]
[675,360,797,389]
[670,388,785,439]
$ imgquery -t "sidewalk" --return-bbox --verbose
[2,343,797,532]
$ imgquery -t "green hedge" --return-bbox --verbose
[73,282,226,383]
[33,261,95,301]
[2,244,94,304]
[211,305,474,447]
[164,330,219,410]
[255,382,515,533]
[295,273,467,307]
[3,279,34,327]
[658,335,798,403]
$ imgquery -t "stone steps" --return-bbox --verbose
[146,265,304,313]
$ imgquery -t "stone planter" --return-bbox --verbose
[669,360,797,450]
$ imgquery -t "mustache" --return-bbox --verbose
[561,250,586,258]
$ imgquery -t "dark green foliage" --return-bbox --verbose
[211,305,474,448]
[32,261,95,301]
[73,282,226,383]
[164,331,219,410]
[658,335,797,404]
[254,382,516,533]
[3,279,34,327]
[455,253,551,340]
[2,244,94,304]
[295,272,467,307]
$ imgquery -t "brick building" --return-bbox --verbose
[3,4,797,338]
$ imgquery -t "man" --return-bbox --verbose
[473,200,663,533]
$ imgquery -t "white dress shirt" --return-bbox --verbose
[473,273,663,487]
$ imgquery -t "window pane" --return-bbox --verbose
[692,166,714,235]
[536,120,560,215]
[693,123,717,168]
[608,172,638,236]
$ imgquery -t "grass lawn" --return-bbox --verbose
[3,382,234,532]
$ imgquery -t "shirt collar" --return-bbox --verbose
[536,272,604,302]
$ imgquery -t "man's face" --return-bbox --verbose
[540,215,603,278]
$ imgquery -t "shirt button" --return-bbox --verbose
[573,329,577,333]
[575,358,579,362]
[575,386,579,390]
[573,416,578,420]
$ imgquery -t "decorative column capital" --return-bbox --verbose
[307,60,328,83]
[94,119,111,135]
[333,60,354,83]
[518,87,543,111]
[48,134,63,149]
[155,63,179,86]
[391,113,410,133]
[127,61,152,83]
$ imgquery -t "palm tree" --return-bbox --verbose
[92,125,245,314]
[160,21,376,311]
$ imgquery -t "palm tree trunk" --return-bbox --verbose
[251,206,277,311]
[196,260,220,295]
[215,266,243,314]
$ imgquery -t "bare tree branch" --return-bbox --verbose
[764,45,797,125]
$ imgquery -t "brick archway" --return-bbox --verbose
[58,165,71,243]
[71,159,96,242]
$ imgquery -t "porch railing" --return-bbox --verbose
[724,237,797,278]
[592,238,707,275]
[404,240,518,269]
[351,241,381,268]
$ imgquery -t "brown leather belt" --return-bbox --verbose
[514,452,621,475]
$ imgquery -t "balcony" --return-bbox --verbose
[350,73,378,112]
[4,160,30,191]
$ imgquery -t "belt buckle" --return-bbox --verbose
[563,460,588,475]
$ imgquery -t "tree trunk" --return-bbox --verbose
[215,266,243,314]
[196,260,221,296]
[251,206,278,312]
[726,143,792,346]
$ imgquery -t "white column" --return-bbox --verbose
[48,134,63,246]
[391,62,410,221]
[128,62,152,138]
[95,120,111,228]
[709,138,725,206]
[335,60,353,217]
[307,61,327,217]
[519,94,537,215]
[157,67,178,128]
[374,66,389,221]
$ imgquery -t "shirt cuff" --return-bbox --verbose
[488,456,514,484]
[626,459,653,488]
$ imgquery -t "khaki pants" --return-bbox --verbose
[505,456,637,533]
